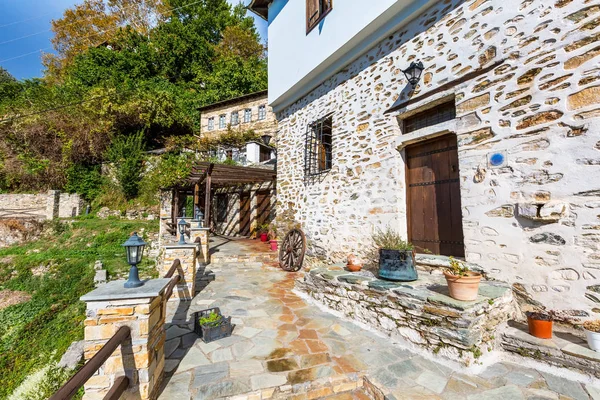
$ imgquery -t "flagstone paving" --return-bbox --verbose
[158,242,599,399]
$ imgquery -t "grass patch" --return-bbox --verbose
[0,217,159,399]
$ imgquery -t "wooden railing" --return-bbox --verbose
[50,259,183,400]
[49,326,131,400]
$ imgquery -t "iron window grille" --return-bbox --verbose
[304,115,333,179]
[219,114,226,129]
[207,117,214,131]
[401,101,456,134]
[244,108,252,123]
[258,105,266,120]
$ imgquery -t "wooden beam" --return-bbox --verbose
[204,163,214,228]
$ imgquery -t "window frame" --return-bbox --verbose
[306,0,333,34]
[258,105,266,121]
[207,117,214,131]
[231,110,239,126]
[304,114,333,180]
[219,114,226,129]
[244,108,252,123]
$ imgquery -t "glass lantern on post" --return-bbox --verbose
[122,232,147,289]
[178,218,187,245]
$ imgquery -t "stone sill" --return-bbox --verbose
[501,321,600,378]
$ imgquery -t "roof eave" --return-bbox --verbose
[247,0,270,20]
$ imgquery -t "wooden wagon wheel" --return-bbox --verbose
[279,229,306,272]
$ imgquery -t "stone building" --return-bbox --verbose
[249,0,600,315]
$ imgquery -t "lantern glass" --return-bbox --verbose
[178,218,187,235]
[122,232,147,266]
[403,61,424,86]
[261,134,271,146]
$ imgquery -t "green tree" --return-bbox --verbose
[106,132,145,199]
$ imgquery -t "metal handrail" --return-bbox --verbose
[50,326,131,400]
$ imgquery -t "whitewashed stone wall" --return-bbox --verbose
[276,0,600,315]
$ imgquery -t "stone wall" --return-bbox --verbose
[298,265,515,366]
[0,190,84,220]
[276,0,600,314]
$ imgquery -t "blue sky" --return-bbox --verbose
[0,0,267,80]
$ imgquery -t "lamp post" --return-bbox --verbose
[178,218,187,245]
[122,232,146,289]
[402,61,424,87]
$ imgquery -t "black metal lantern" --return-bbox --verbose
[197,210,204,228]
[402,61,424,87]
[122,232,146,288]
[261,134,271,146]
[178,218,187,245]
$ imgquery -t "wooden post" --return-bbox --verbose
[204,164,213,228]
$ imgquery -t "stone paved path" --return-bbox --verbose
[158,241,599,400]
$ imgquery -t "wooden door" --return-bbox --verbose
[256,191,272,227]
[405,134,464,257]
[240,192,251,236]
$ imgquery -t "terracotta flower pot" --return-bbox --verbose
[443,270,482,301]
[347,263,362,272]
[527,312,553,339]
[270,240,278,251]
[260,233,268,242]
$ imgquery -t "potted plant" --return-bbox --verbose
[268,225,279,251]
[256,223,269,242]
[347,254,362,272]
[526,311,553,339]
[583,320,600,351]
[373,227,418,281]
[443,257,482,301]
[194,307,234,343]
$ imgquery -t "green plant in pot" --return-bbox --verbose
[373,226,417,281]
[199,311,223,327]
[584,320,600,352]
[443,257,482,301]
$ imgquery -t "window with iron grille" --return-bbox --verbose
[401,101,456,134]
[244,108,252,123]
[306,0,332,33]
[258,105,266,120]
[207,117,214,131]
[231,111,239,125]
[304,115,333,178]
[219,114,226,129]
[216,194,228,222]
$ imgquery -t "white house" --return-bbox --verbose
[249,0,600,318]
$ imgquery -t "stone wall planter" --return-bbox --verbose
[443,271,482,301]
[378,249,417,281]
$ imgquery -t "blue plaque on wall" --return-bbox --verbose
[488,151,506,168]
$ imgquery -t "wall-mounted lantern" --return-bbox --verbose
[178,218,187,245]
[402,61,424,87]
[123,232,146,288]
[261,134,271,146]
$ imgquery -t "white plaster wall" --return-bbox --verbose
[267,0,439,109]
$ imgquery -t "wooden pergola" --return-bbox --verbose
[179,162,276,228]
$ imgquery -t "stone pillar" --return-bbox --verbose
[161,244,197,300]
[46,190,60,220]
[158,190,174,246]
[80,279,171,400]
[190,227,210,265]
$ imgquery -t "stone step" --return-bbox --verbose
[210,253,278,265]
[500,320,600,378]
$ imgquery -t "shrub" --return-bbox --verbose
[65,164,104,202]
[372,226,413,251]
[106,132,145,200]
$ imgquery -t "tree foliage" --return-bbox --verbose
[0,0,267,198]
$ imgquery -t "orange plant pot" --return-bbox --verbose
[527,314,553,339]
[347,264,362,272]
[443,271,482,301]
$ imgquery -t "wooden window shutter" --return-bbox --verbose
[306,0,319,30]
